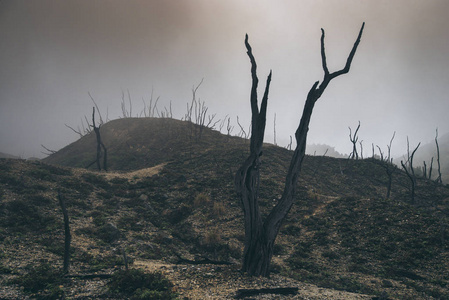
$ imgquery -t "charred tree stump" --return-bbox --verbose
[235,23,365,277]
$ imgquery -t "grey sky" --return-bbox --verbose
[0,0,448,159]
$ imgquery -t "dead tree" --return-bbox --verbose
[287,135,293,151]
[401,141,421,203]
[88,107,108,171]
[58,191,71,274]
[435,128,443,184]
[384,132,396,198]
[422,158,434,180]
[375,132,397,199]
[235,23,364,277]
[121,90,133,118]
[348,121,360,159]
[429,157,434,179]
[236,116,248,139]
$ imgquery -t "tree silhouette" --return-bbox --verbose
[401,140,421,203]
[435,128,443,184]
[348,121,360,160]
[235,23,365,276]
[86,107,108,171]
[374,132,397,199]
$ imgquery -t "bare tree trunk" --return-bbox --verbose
[91,107,108,171]
[58,191,71,274]
[236,23,365,276]
[401,142,420,203]
[435,128,442,184]
[348,121,360,159]
[385,132,396,199]
[401,160,416,203]
[429,157,434,180]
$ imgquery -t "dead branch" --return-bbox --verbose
[41,144,57,156]
[65,124,84,138]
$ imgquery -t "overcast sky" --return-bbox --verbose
[1,0,448,159]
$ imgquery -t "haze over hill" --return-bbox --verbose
[1,1,449,159]
[0,152,19,159]
[42,116,449,184]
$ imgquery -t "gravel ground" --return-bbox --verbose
[0,259,375,299]
[134,260,374,300]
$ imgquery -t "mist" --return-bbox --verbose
[1,0,448,159]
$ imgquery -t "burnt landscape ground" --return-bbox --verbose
[1,118,449,299]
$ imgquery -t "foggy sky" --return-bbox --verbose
[1,0,448,159]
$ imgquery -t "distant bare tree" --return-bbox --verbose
[121,90,133,118]
[87,107,107,171]
[219,115,229,132]
[401,140,421,203]
[236,116,248,139]
[184,79,203,123]
[348,121,360,159]
[146,89,161,118]
[422,156,434,180]
[226,117,234,136]
[287,135,293,151]
[66,93,105,138]
[184,79,220,140]
[435,128,443,184]
[428,157,434,179]
[375,132,397,199]
[236,23,365,276]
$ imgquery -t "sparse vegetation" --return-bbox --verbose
[193,192,210,208]
[1,118,448,299]
[12,263,66,299]
[108,268,177,300]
